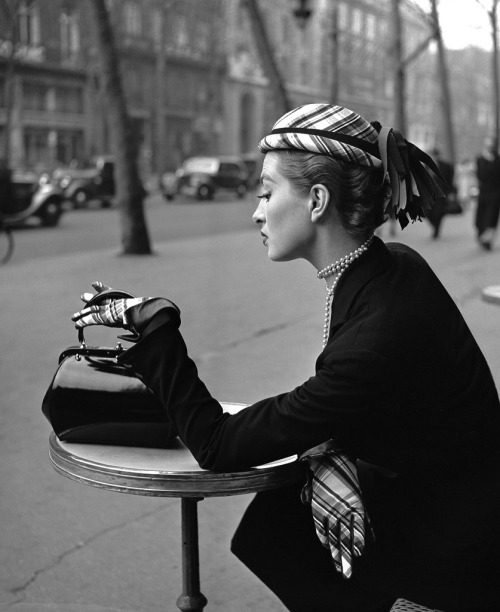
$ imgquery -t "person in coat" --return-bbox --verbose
[72,104,500,612]
[475,135,500,250]
[426,147,457,239]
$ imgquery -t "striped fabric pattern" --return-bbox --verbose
[300,445,372,579]
[258,103,447,229]
[258,103,382,168]
[73,297,149,329]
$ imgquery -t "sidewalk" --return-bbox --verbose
[2,210,500,611]
[0,228,318,612]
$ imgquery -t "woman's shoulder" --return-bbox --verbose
[383,240,435,273]
[384,239,423,257]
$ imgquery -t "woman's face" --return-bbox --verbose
[252,152,315,262]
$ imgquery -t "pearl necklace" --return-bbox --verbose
[319,235,373,348]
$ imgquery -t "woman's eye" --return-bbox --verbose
[257,192,271,202]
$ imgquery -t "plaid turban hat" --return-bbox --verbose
[258,103,445,229]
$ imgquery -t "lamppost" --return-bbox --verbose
[293,0,312,29]
[292,0,340,103]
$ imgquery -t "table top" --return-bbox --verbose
[482,285,500,305]
[49,402,300,498]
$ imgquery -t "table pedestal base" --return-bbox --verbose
[48,411,299,612]
[176,498,208,611]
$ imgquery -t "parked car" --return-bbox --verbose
[0,168,65,227]
[241,152,264,189]
[162,156,249,201]
[53,155,116,208]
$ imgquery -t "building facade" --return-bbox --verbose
[0,0,87,171]
[0,0,492,179]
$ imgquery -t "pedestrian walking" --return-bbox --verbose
[475,135,500,250]
[0,159,13,213]
[71,104,500,612]
[426,147,457,239]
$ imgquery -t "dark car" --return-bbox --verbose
[0,168,65,227]
[241,152,264,189]
[162,156,249,201]
[53,156,116,208]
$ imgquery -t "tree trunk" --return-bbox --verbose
[430,0,456,164]
[330,4,340,103]
[154,0,166,183]
[390,0,406,133]
[0,0,17,167]
[490,1,500,149]
[242,0,291,115]
[88,0,152,255]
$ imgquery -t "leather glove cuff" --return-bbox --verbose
[125,298,181,334]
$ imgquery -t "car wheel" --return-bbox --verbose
[236,184,248,199]
[73,189,88,209]
[197,184,213,201]
[39,200,63,227]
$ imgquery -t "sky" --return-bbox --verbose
[413,0,492,50]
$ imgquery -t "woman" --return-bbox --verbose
[475,135,500,250]
[72,104,500,612]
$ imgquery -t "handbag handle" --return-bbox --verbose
[78,288,138,346]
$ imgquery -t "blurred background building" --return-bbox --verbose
[0,0,494,180]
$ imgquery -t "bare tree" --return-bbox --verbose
[330,4,340,102]
[476,0,500,147]
[391,0,406,132]
[242,0,291,115]
[395,1,456,162]
[0,0,19,166]
[88,0,152,255]
[430,0,456,164]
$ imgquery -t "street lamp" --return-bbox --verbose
[293,0,312,29]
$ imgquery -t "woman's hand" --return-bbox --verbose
[71,281,150,330]
[300,447,373,579]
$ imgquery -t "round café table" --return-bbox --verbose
[482,285,500,305]
[48,403,300,612]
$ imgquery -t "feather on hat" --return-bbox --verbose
[258,103,446,229]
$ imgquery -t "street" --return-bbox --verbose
[1,203,500,612]
[7,193,257,265]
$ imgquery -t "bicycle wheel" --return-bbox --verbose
[0,224,14,264]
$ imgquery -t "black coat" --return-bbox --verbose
[476,154,500,234]
[121,237,500,609]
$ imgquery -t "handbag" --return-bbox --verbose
[445,192,463,215]
[42,289,177,448]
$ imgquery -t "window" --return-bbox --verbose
[55,87,83,114]
[218,163,240,177]
[194,22,210,56]
[151,6,162,45]
[23,82,47,111]
[366,13,376,40]
[23,128,49,167]
[300,55,308,85]
[18,0,40,45]
[124,1,142,36]
[352,8,363,35]
[60,12,80,61]
[171,15,189,55]
[338,2,349,31]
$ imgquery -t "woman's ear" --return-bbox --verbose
[308,184,330,223]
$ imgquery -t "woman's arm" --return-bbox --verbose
[118,318,391,472]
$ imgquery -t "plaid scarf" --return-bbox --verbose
[300,440,374,579]
[259,103,446,229]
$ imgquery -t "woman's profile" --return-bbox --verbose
[72,104,500,612]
